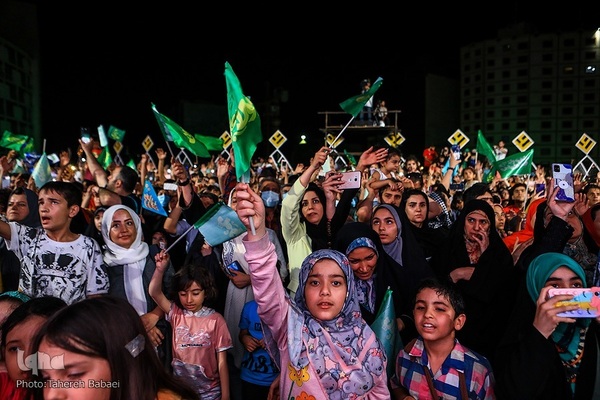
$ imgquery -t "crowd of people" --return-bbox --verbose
[1,135,600,399]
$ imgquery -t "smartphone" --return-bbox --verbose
[225,260,242,276]
[449,183,464,191]
[337,171,362,190]
[552,163,575,202]
[548,288,600,318]
[451,144,461,161]
[80,127,91,143]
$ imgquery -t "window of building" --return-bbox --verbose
[584,79,596,87]
[541,108,552,116]
[563,38,575,47]
[502,110,509,117]
[563,53,575,62]
[562,80,574,89]
[561,121,573,128]
[517,109,527,116]
[474,99,481,106]
[584,93,596,101]
[542,67,553,75]
[463,89,471,96]
[542,94,552,102]
[562,93,574,101]
[585,52,596,60]
[561,134,573,142]
[541,148,551,156]
[517,95,527,103]
[561,107,574,115]
[464,64,471,72]
[583,120,594,128]
[474,112,481,119]
[517,41,529,50]
[503,57,510,65]
[561,148,572,156]
[487,123,495,131]
[474,74,481,82]
[542,40,553,48]
[502,70,510,78]
[563,66,574,73]
[487,59,495,67]
[487,72,495,79]
[502,97,510,105]
[502,84,509,91]
[486,98,495,105]
[517,82,528,90]
[474,87,481,94]
[542,81,553,89]
[583,107,594,114]
[502,122,510,130]
[486,111,495,118]
[518,55,528,63]
[542,54,553,62]
[541,134,552,142]
[475,49,481,56]
[517,122,526,130]
[475,61,481,69]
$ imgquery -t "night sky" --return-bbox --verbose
[30,3,598,161]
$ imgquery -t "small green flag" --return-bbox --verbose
[151,103,212,158]
[476,130,496,164]
[339,77,383,118]
[107,125,126,142]
[97,146,113,169]
[31,153,52,188]
[490,148,534,179]
[193,202,246,247]
[0,131,30,152]
[224,62,263,181]
[344,149,357,166]
[371,287,403,379]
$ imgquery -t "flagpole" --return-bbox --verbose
[328,116,356,149]
[43,139,46,154]
[164,224,195,253]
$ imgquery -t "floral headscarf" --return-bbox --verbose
[288,249,386,392]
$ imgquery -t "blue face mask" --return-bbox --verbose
[157,194,170,209]
[261,191,280,208]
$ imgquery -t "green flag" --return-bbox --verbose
[491,148,534,179]
[476,130,496,163]
[97,146,113,169]
[0,131,30,152]
[107,125,126,142]
[343,149,357,166]
[339,77,383,118]
[224,62,263,181]
[195,134,224,151]
[193,202,246,247]
[21,137,35,155]
[31,153,52,188]
[151,103,211,158]
[371,287,403,379]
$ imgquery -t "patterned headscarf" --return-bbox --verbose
[346,237,378,313]
[288,249,386,391]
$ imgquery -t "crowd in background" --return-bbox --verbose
[1,134,600,399]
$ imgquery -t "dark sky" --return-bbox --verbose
[32,4,598,160]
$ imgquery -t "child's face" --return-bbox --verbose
[94,211,104,232]
[413,287,464,341]
[304,259,347,321]
[178,281,205,313]
[109,209,136,249]
[371,207,398,245]
[38,190,77,232]
[4,315,46,382]
[37,338,112,400]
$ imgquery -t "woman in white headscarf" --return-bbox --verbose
[101,204,174,370]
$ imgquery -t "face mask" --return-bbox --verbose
[261,191,280,208]
[282,192,289,200]
[157,194,170,209]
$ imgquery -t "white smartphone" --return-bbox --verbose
[552,163,575,202]
[163,182,178,191]
[337,171,361,190]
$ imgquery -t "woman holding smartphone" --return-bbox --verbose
[495,252,600,400]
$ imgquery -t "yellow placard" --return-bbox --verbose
[142,135,154,152]
[384,132,405,148]
[269,130,287,148]
[220,131,232,149]
[512,131,534,152]
[113,141,123,154]
[447,129,470,148]
[576,133,597,154]
[326,133,344,148]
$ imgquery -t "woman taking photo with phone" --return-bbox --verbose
[495,252,600,400]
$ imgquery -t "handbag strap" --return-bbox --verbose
[422,366,468,400]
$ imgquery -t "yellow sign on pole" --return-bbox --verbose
[113,141,123,154]
[269,130,287,149]
[447,129,470,148]
[512,131,534,152]
[384,132,405,148]
[220,131,232,149]
[142,135,154,152]
[576,133,597,154]
[326,133,344,148]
